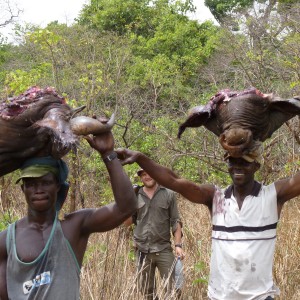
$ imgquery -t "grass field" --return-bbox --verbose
[0,174,299,299]
[78,195,300,299]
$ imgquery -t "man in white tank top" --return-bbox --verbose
[117,148,300,300]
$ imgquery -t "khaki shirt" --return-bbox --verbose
[134,185,181,253]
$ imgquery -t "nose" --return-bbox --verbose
[33,182,45,192]
[26,181,47,192]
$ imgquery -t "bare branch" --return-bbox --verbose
[0,0,22,28]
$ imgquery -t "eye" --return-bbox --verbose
[24,181,35,188]
[41,180,55,186]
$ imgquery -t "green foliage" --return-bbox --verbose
[128,248,136,262]
[0,42,13,64]
[0,43,14,86]
[3,63,52,95]
[278,0,299,3]
[205,0,254,22]
[192,260,208,285]
[26,29,62,51]
[79,0,197,37]
[79,0,152,35]
[78,0,220,108]
[0,212,17,231]
[190,239,209,285]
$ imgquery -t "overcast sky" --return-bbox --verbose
[0,0,215,41]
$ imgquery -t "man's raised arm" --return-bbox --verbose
[116,148,215,208]
[275,170,300,215]
[80,129,137,233]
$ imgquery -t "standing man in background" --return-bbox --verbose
[126,169,184,300]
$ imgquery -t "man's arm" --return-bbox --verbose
[275,171,300,214]
[173,223,184,259]
[116,148,215,208]
[169,191,184,259]
[78,130,137,234]
[0,230,8,300]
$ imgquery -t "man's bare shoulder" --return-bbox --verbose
[62,208,95,221]
[60,208,96,230]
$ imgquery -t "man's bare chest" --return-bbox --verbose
[15,226,52,262]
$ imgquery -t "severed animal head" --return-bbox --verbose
[0,86,115,177]
[178,88,300,158]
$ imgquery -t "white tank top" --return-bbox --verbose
[208,182,280,300]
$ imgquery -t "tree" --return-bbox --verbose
[79,0,152,36]
[79,0,196,37]
[204,0,253,23]
[79,0,219,112]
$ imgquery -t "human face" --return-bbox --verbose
[21,173,60,212]
[139,171,157,188]
[227,157,260,186]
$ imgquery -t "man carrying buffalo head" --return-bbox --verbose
[0,128,137,299]
[116,146,299,300]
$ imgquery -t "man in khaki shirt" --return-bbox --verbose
[127,169,184,300]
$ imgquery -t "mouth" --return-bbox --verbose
[32,197,48,202]
[233,172,245,178]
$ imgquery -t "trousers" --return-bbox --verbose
[137,249,175,300]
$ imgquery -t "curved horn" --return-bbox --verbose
[70,113,115,136]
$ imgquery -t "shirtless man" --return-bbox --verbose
[0,130,137,299]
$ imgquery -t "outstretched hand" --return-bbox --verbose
[115,148,140,165]
[84,117,114,156]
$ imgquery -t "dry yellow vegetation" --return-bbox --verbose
[79,196,299,300]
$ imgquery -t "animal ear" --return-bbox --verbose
[71,105,86,118]
[178,105,220,138]
[266,97,300,139]
[270,97,300,114]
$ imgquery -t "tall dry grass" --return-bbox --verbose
[1,182,299,299]
[79,195,299,300]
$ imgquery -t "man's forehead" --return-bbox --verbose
[227,157,253,164]
[22,172,57,182]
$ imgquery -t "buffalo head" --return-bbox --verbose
[0,86,114,177]
[178,88,300,158]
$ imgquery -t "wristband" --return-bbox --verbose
[103,151,118,163]
[175,244,182,248]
